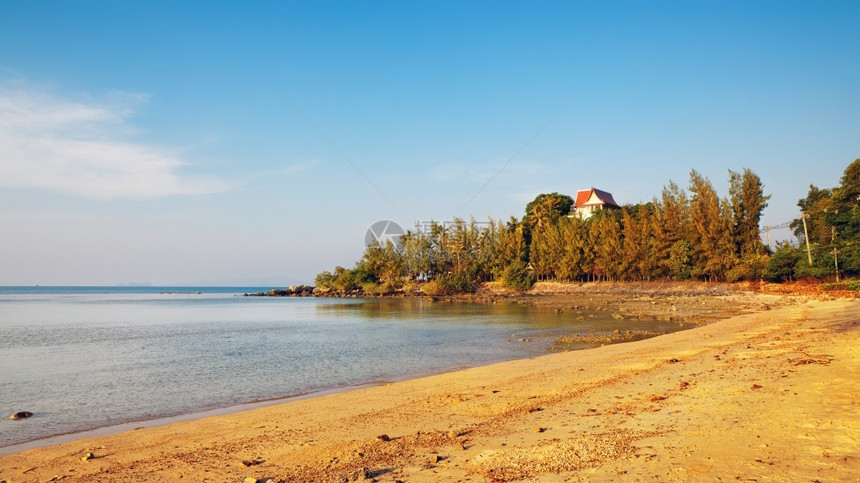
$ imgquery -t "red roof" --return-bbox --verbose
[573,188,621,209]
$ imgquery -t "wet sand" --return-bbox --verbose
[1,286,858,482]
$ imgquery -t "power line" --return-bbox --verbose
[760,220,792,233]
[285,96,399,211]
[761,220,794,250]
[461,96,574,210]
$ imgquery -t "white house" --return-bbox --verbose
[571,187,621,219]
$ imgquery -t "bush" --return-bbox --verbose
[667,240,693,280]
[314,270,335,289]
[793,258,833,280]
[498,260,534,291]
[314,266,376,292]
[437,270,477,294]
[360,282,387,295]
[763,243,799,283]
[420,280,444,296]
[727,253,768,282]
[822,280,860,291]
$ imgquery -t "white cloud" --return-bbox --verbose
[0,83,230,199]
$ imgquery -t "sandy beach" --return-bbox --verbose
[1,287,858,482]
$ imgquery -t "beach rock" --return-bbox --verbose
[9,411,33,420]
[246,285,317,297]
[81,452,94,462]
[342,467,370,481]
[376,434,390,442]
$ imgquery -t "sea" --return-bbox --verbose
[0,286,685,454]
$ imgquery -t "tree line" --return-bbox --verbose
[315,160,859,294]
[768,158,860,282]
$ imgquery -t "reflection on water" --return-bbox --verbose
[0,290,687,450]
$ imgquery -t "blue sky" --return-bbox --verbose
[1,1,858,285]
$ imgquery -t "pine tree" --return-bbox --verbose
[620,208,642,280]
[729,168,770,256]
[590,213,623,281]
[653,181,690,278]
[557,217,585,281]
[688,171,732,281]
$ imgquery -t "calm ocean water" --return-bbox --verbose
[0,286,684,452]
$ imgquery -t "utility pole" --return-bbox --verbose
[834,247,840,283]
[832,226,839,283]
[801,212,813,265]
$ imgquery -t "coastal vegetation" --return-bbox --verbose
[771,157,860,282]
[315,160,860,295]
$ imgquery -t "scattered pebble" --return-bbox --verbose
[343,467,370,481]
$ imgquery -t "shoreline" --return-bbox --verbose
[0,382,389,457]
[0,282,764,454]
[1,286,858,481]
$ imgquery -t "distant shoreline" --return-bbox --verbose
[253,279,859,326]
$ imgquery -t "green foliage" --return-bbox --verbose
[419,280,443,296]
[589,211,623,281]
[837,242,860,275]
[729,169,770,256]
[523,192,574,230]
[667,240,693,280]
[788,159,860,280]
[314,161,860,288]
[620,207,656,281]
[437,269,477,294]
[793,258,832,280]
[497,259,534,291]
[726,252,768,283]
[314,266,375,292]
[791,185,832,244]
[822,280,860,292]
[357,240,405,283]
[763,242,799,282]
[360,279,401,295]
[688,170,735,281]
[314,270,335,289]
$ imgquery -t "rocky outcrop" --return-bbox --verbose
[245,285,315,297]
